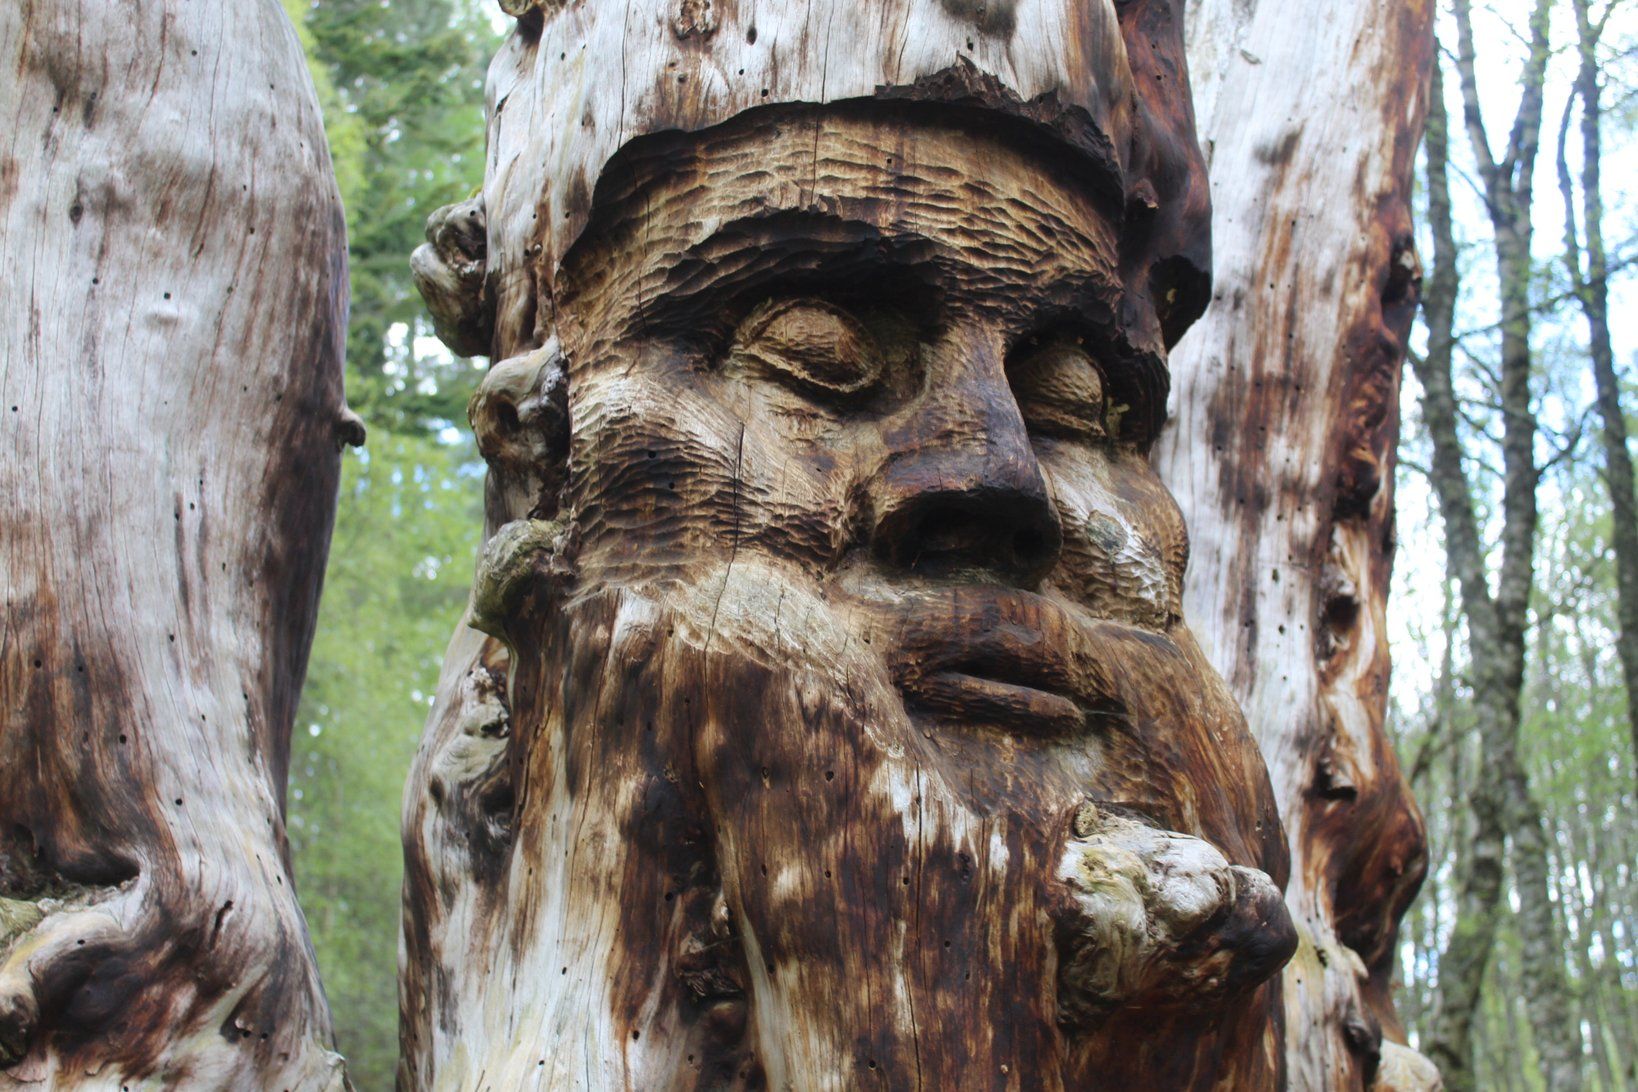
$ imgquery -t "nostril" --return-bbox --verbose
[915,504,984,560]
[874,491,1061,586]
[1013,526,1048,569]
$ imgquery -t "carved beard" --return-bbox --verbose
[491,553,1290,1091]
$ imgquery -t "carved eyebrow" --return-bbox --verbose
[648,213,1120,322]
[637,210,1166,433]
[656,213,937,306]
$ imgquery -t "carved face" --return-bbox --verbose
[482,108,1293,1088]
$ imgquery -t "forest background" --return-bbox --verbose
[275,1,1638,1088]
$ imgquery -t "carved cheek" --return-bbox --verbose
[731,416,862,569]
[1105,454,1190,608]
[697,368,874,570]
[567,354,746,563]
[1037,444,1184,628]
[569,353,859,573]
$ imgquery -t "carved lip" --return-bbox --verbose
[866,584,1126,736]
[907,667,1087,734]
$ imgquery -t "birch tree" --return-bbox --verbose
[1557,0,1638,778]
[1416,3,1585,1087]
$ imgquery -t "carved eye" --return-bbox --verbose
[735,299,884,398]
[1009,341,1114,441]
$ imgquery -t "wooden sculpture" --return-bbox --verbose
[407,1,1301,1086]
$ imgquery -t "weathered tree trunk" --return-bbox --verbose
[1156,0,1437,1087]
[1,2,356,1087]
[404,1,1305,1088]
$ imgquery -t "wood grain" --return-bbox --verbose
[1,2,354,1086]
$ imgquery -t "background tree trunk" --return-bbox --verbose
[1558,0,1638,779]
[1157,0,1438,1087]
[1414,53,1505,1090]
[1,2,356,1086]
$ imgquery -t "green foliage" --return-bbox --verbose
[1390,6,1638,1084]
[1392,444,1638,1090]
[291,432,482,1089]
[298,0,498,432]
[1393,184,1638,1092]
[280,0,366,208]
[278,2,496,1087]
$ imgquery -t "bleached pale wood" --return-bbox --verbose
[0,2,355,1087]
[1158,1,1438,1087]
[405,1,1303,1088]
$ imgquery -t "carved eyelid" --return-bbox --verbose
[734,298,884,397]
[1009,340,1112,440]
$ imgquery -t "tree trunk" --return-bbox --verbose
[1156,0,1437,1087]
[1558,0,1638,779]
[403,1,1306,1088]
[1415,47,1508,1091]
[1,2,356,1087]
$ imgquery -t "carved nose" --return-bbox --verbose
[874,483,1061,585]
[871,363,1062,586]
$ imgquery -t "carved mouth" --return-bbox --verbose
[869,586,1129,736]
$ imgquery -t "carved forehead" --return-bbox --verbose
[557,108,1131,341]
[484,0,1134,284]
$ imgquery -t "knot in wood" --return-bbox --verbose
[672,0,717,38]
[1055,814,1295,1029]
[411,197,494,358]
[467,518,572,638]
